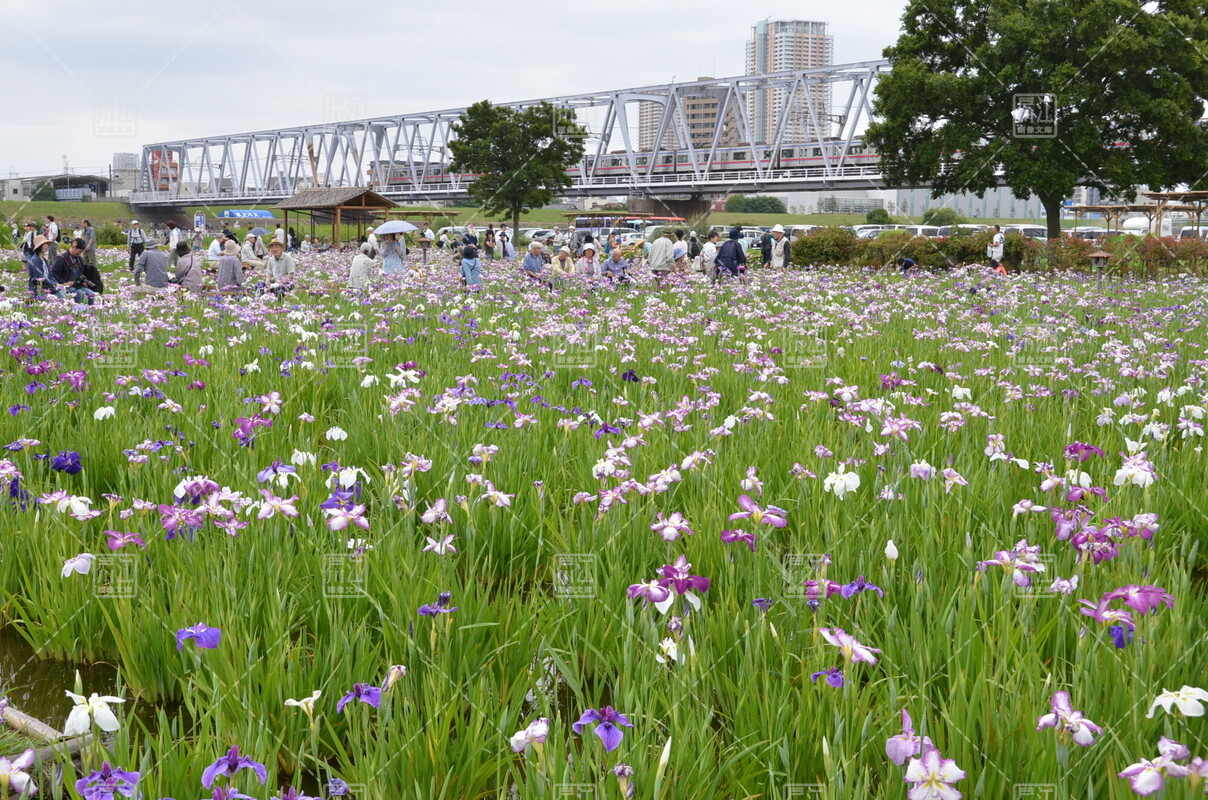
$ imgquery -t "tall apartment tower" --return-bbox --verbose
[637,78,741,152]
[744,19,833,144]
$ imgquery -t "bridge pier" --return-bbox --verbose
[627,196,714,222]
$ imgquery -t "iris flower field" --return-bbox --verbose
[1,249,1206,800]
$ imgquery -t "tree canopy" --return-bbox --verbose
[864,0,1208,238]
[448,101,586,235]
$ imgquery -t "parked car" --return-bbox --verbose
[1067,227,1109,241]
[897,225,941,237]
[1179,226,1208,240]
[1004,225,1047,241]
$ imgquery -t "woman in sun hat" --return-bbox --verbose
[26,235,57,297]
[575,242,600,278]
[217,239,244,289]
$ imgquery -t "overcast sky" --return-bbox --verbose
[2,0,906,177]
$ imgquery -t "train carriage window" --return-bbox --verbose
[812,148,822,157]
[763,149,773,159]
[610,158,621,167]
[662,155,673,165]
[676,154,689,163]
[734,151,747,161]
[637,157,649,166]
[783,148,795,158]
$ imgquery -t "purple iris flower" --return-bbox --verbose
[1104,584,1174,616]
[76,761,141,800]
[728,494,788,527]
[571,377,593,388]
[840,576,884,599]
[1109,625,1133,649]
[176,623,222,651]
[594,422,622,439]
[256,461,297,484]
[201,746,268,789]
[752,598,773,614]
[418,592,458,616]
[810,667,845,688]
[210,789,257,800]
[327,779,350,796]
[51,450,83,475]
[8,404,29,416]
[657,555,711,595]
[336,683,382,713]
[572,706,633,752]
[272,788,321,800]
[320,490,357,512]
[1063,442,1106,462]
[621,369,639,382]
[720,529,757,551]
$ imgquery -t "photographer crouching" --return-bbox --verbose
[51,238,98,305]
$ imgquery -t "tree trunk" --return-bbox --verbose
[1041,194,1063,241]
[513,206,522,251]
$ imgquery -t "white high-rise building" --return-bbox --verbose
[744,19,833,144]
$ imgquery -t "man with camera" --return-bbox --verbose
[50,238,97,305]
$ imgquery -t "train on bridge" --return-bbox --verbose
[379,140,881,189]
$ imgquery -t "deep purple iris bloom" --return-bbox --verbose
[571,377,593,388]
[810,667,845,688]
[76,761,141,800]
[256,461,297,484]
[320,490,357,512]
[841,576,884,599]
[1109,625,1133,649]
[728,494,788,527]
[752,597,773,614]
[572,706,633,752]
[621,369,639,382]
[418,592,458,616]
[657,555,711,595]
[8,404,29,416]
[176,623,222,651]
[201,746,268,789]
[51,450,83,475]
[594,422,622,439]
[336,683,382,713]
[272,788,321,800]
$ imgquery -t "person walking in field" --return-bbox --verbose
[714,228,747,283]
[81,219,97,270]
[987,225,1005,273]
[125,220,147,271]
[45,216,60,264]
[701,230,720,279]
[768,224,792,269]
[647,228,676,286]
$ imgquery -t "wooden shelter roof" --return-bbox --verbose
[275,188,397,211]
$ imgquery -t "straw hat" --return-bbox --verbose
[223,240,240,256]
[32,235,51,251]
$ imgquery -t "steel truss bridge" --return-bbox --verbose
[132,60,891,207]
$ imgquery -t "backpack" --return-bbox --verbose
[688,239,702,258]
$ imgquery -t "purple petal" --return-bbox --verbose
[594,721,624,752]
[571,708,601,735]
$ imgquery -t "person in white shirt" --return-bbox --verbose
[206,234,225,262]
[300,236,312,254]
[275,225,285,246]
[166,220,182,270]
[701,230,720,279]
[987,225,1005,271]
[768,224,791,269]
[648,229,676,286]
[366,227,378,256]
[45,215,60,263]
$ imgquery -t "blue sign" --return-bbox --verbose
[219,210,276,219]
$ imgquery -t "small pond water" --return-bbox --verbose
[0,626,164,733]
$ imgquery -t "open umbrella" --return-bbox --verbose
[374,220,419,235]
[249,227,270,236]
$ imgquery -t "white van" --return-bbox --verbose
[1179,226,1208,241]
[1121,217,1173,237]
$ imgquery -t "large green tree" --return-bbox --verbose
[448,100,586,236]
[865,0,1208,239]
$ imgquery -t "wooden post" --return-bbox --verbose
[335,207,341,251]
